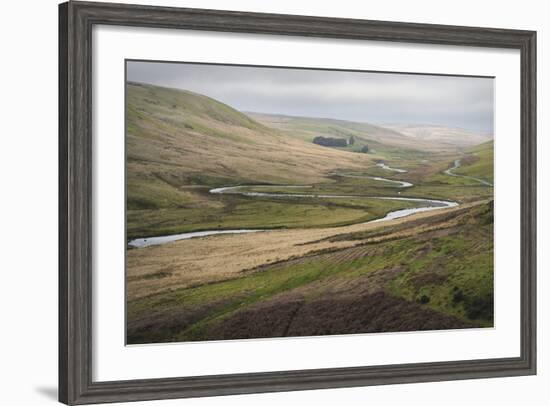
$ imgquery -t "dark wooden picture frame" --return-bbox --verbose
[59,1,536,404]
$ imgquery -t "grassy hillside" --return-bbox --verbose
[402,139,493,203]
[247,112,486,155]
[383,124,493,150]
[127,82,374,188]
[454,140,494,183]
[126,83,493,239]
[127,201,493,343]
[126,82,424,239]
[247,112,429,158]
[125,82,494,344]
[247,112,408,143]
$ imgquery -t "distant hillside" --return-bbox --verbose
[247,112,417,151]
[248,113,491,152]
[382,124,493,150]
[454,140,494,183]
[126,83,375,209]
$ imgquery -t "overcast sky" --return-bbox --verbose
[127,61,494,134]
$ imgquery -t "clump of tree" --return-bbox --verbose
[349,135,355,145]
[360,145,369,153]
[313,136,348,147]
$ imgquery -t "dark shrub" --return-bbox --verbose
[452,289,464,303]
[418,295,430,304]
[464,293,494,320]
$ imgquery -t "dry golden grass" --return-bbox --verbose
[127,83,382,187]
[126,202,483,300]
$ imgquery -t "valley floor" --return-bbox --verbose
[124,82,494,344]
[127,200,493,344]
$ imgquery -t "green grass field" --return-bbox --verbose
[454,140,494,183]
[127,202,493,343]
[125,82,494,343]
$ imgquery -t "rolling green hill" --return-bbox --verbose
[125,82,494,343]
[247,112,408,144]
[383,124,493,150]
[125,83,494,239]
[127,82,414,239]
[126,82,377,212]
[127,201,493,343]
[454,140,494,183]
[247,112,489,155]
[247,112,424,157]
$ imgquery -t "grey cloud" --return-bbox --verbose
[127,61,494,134]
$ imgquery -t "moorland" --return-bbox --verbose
[125,82,494,344]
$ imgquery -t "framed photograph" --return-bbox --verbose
[59,1,536,404]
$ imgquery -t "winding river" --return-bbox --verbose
[444,159,493,186]
[128,164,458,248]
[376,162,408,173]
[331,172,413,188]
